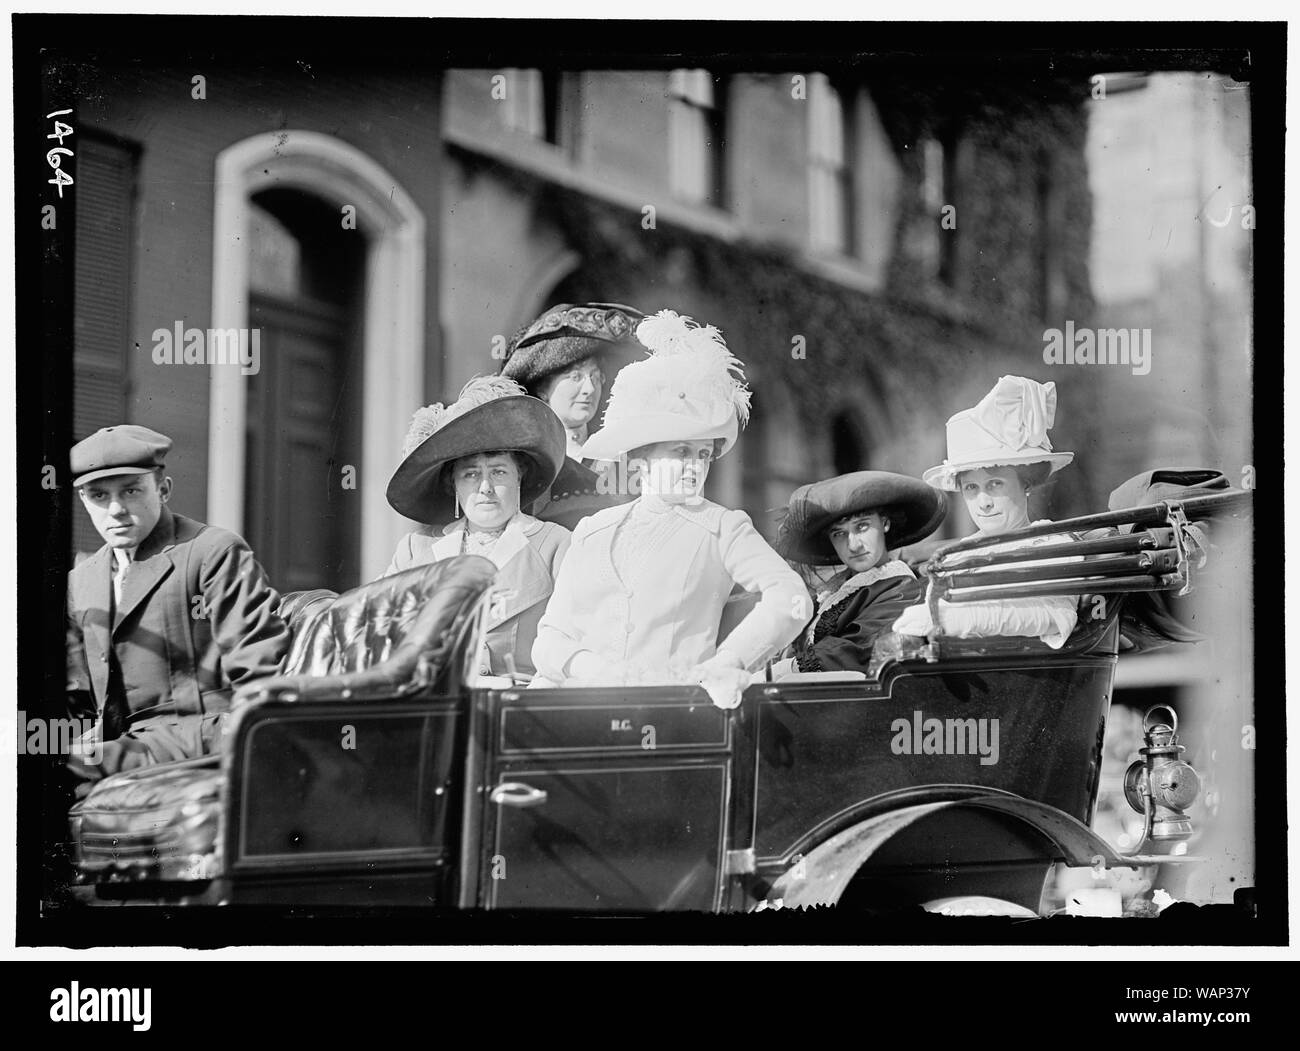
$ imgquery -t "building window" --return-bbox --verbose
[915,133,956,284]
[499,68,543,137]
[918,132,957,285]
[499,69,578,152]
[73,130,139,557]
[668,68,726,207]
[1037,148,1067,319]
[808,74,855,255]
[921,136,945,213]
[541,70,577,150]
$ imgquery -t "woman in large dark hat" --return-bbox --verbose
[499,302,645,527]
[773,471,946,676]
[383,376,572,682]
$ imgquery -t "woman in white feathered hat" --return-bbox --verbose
[382,376,573,682]
[531,311,809,708]
[892,375,1079,648]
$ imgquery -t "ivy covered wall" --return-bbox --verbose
[448,72,1118,524]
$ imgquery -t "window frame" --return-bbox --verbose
[667,68,729,210]
[807,73,857,258]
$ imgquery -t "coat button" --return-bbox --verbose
[625,623,635,634]
[479,666,490,676]
[100,655,109,663]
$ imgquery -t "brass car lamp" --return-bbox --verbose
[1122,704,1201,851]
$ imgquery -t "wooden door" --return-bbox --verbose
[245,294,360,593]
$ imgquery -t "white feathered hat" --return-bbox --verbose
[579,310,752,461]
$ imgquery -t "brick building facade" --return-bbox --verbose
[67,60,1250,595]
[69,58,443,586]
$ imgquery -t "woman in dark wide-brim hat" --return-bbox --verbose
[772,471,946,677]
[500,302,645,528]
[383,376,572,682]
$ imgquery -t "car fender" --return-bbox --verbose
[766,792,1125,908]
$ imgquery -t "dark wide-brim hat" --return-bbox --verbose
[386,395,567,524]
[500,302,646,391]
[777,471,947,565]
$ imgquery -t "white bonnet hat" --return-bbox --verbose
[922,375,1074,491]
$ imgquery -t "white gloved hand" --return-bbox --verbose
[892,603,935,638]
[695,651,749,710]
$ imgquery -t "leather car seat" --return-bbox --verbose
[69,556,497,883]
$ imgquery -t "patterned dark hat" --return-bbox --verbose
[500,303,646,390]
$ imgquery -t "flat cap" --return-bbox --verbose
[71,425,172,487]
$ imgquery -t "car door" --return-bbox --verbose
[477,684,734,912]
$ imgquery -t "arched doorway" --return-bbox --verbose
[242,190,365,591]
[208,131,426,583]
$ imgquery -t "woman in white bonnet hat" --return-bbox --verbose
[531,310,809,708]
[892,375,1080,648]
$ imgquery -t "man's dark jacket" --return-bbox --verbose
[66,507,291,766]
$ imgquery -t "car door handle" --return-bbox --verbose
[489,782,548,808]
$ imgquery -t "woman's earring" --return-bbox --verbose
[454,494,461,519]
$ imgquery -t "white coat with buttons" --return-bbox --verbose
[531,497,808,685]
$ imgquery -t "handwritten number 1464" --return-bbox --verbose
[46,109,74,198]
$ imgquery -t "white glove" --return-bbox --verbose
[695,651,749,710]
[892,603,935,638]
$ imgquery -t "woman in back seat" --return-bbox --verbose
[769,471,946,676]
[530,310,807,709]
[892,375,1080,648]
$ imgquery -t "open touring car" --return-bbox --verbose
[67,489,1250,915]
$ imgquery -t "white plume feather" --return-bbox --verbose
[606,309,751,430]
[402,375,527,456]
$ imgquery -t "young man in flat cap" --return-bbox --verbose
[65,424,292,787]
